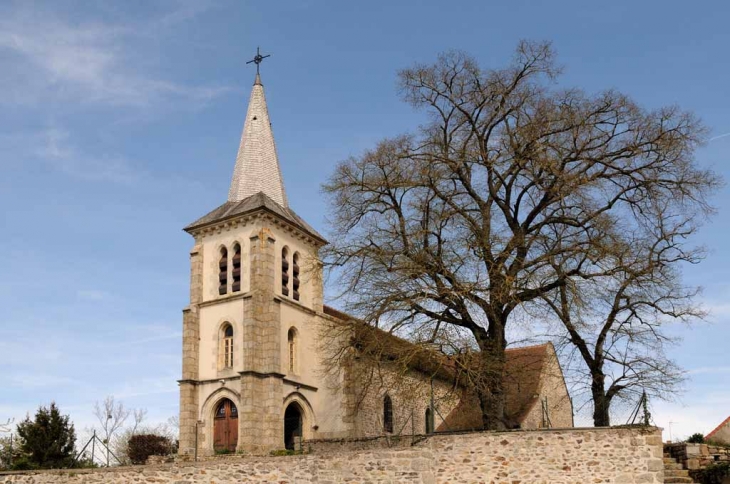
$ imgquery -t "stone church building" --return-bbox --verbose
[177,71,574,456]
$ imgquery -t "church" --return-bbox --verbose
[177,64,574,456]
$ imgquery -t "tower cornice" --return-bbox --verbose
[185,200,327,248]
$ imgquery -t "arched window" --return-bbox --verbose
[425,408,433,434]
[292,252,300,301]
[287,327,297,374]
[218,247,228,295]
[383,395,393,433]
[281,247,289,297]
[220,324,233,369]
[231,243,241,292]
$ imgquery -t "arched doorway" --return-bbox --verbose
[284,402,303,451]
[213,398,238,452]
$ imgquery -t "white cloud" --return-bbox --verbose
[687,366,730,375]
[705,302,730,322]
[5,373,86,391]
[0,4,231,108]
[31,127,140,183]
[652,391,730,442]
[112,376,179,400]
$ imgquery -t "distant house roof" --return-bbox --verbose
[184,191,326,243]
[706,416,730,441]
[322,305,553,429]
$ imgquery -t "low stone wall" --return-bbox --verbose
[0,426,663,484]
[306,434,421,453]
[666,441,730,470]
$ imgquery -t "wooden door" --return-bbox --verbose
[213,399,238,452]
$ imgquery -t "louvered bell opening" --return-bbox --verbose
[293,290,300,301]
[282,286,289,296]
[231,250,241,292]
[219,271,227,283]
[232,270,241,292]
[219,259,228,269]
[219,284,227,295]
[293,263,299,277]
[282,259,289,272]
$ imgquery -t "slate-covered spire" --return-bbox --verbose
[227,73,288,207]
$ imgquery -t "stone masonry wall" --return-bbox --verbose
[178,242,203,456]
[0,427,663,484]
[666,442,730,471]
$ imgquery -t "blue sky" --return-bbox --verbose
[0,0,728,442]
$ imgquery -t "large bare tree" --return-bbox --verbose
[542,197,711,426]
[323,40,718,430]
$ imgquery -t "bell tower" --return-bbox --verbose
[178,57,327,456]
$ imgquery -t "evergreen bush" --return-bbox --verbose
[688,433,706,443]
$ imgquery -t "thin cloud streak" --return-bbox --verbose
[687,366,730,375]
[710,132,730,141]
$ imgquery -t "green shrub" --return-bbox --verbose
[694,462,730,484]
[688,433,706,444]
[127,434,173,465]
[269,449,301,456]
[10,456,38,471]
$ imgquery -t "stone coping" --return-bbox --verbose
[305,424,659,444]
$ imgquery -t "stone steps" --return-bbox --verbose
[663,452,696,484]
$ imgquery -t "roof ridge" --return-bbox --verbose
[323,305,550,355]
[505,342,550,352]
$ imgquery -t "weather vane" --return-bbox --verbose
[246,46,271,74]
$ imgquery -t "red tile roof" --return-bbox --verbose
[436,344,550,431]
[706,416,730,441]
[323,305,552,429]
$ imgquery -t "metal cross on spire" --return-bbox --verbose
[246,46,271,75]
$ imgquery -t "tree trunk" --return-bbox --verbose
[591,372,611,427]
[474,323,508,431]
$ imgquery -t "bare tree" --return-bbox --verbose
[323,40,718,429]
[129,409,147,436]
[541,200,709,426]
[93,396,129,464]
[110,408,148,465]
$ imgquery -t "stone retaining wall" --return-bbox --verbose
[0,427,663,484]
[666,442,730,470]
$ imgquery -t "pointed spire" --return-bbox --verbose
[228,74,288,207]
